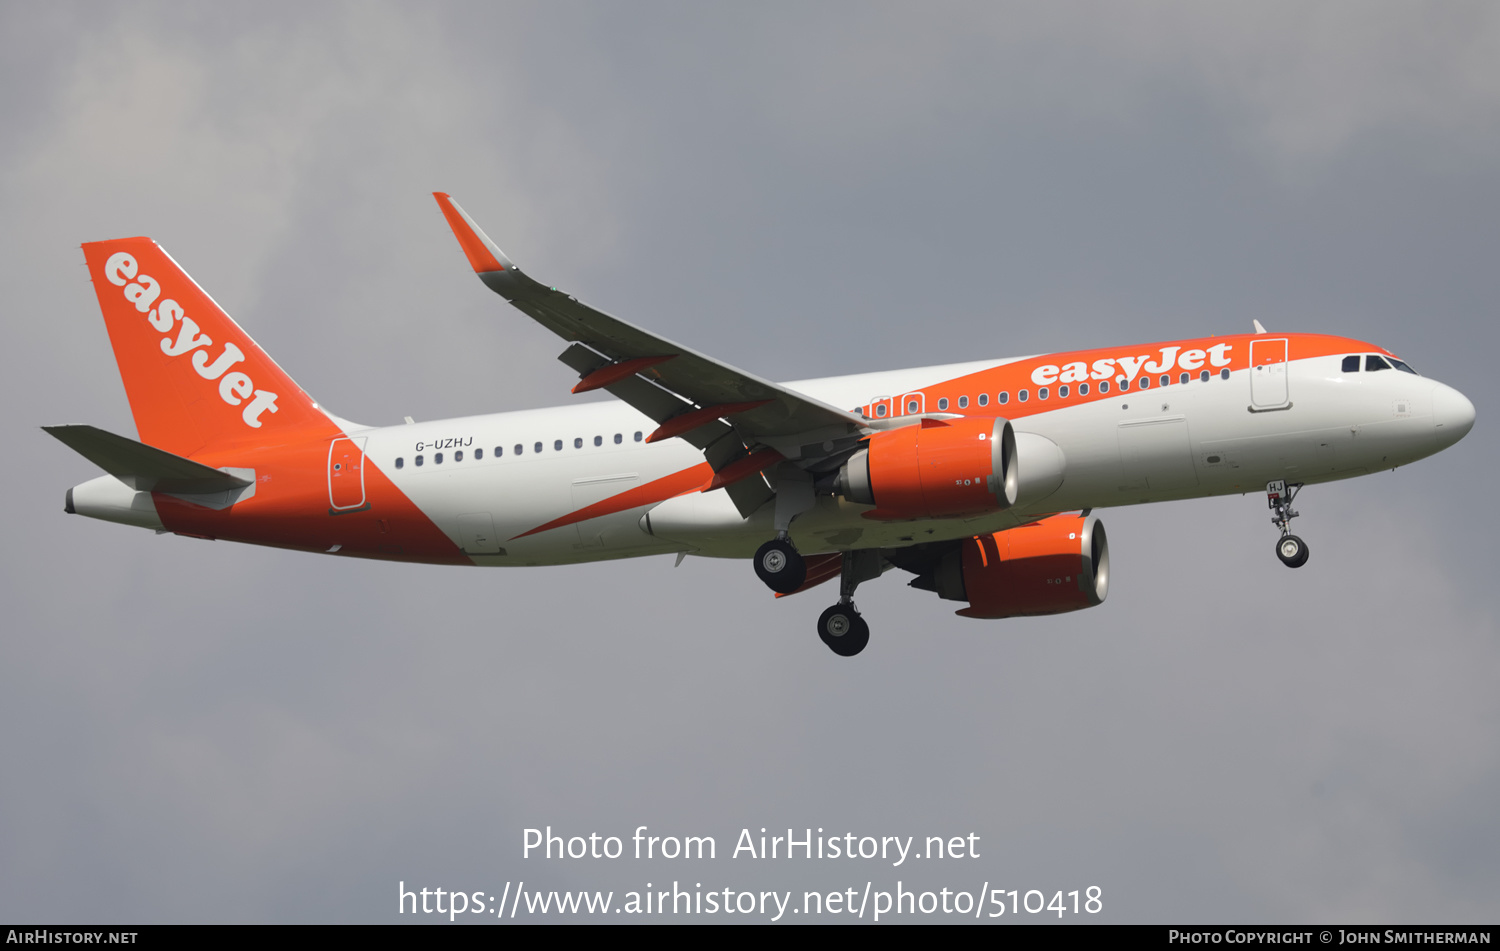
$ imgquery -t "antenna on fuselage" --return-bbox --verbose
[1252,320,1268,334]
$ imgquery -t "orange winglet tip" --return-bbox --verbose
[432,192,508,273]
[706,448,785,491]
[572,355,676,394]
[645,400,772,443]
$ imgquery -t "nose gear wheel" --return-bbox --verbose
[1276,534,1309,568]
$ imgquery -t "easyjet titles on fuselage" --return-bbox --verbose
[1029,343,1235,387]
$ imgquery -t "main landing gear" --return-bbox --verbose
[818,603,869,657]
[1266,480,1309,568]
[754,467,815,595]
[816,550,883,658]
[754,535,806,594]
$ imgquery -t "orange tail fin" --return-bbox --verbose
[82,238,329,457]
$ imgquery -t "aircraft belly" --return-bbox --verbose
[643,489,1037,559]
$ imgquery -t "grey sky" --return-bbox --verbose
[2,1,1496,923]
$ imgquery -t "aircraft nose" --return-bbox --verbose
[1431,382,1476,448]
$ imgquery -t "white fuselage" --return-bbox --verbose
[360,351,1467,566]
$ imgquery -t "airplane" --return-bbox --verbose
[47,193,1476,656]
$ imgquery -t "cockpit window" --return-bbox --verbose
[1342,355,1360,372]
[1366,354,1391,372]
[1389,358,1419,375]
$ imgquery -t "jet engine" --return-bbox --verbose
[837,417,1018,519]
[910,512,1109,619]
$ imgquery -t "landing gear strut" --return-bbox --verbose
[755,466,815,595]
[1266,480,1309,568]
[817,550,883,657]
[754,535,806,594]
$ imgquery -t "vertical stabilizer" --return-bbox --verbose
[81,238,330,456]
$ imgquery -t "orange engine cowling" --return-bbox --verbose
[916,513,1109,619]
[839,417,1017,519]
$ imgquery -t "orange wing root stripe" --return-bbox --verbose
[511,462,714,539]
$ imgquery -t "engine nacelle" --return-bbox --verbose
[1011,431,1065,507]
[915,513,1109,619]
[839,417,1017,519]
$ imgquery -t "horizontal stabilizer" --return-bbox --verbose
[43,425,252,494]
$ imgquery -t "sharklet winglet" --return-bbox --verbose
[433,192,515,274]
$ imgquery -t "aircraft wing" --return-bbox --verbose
[433,193,868,477]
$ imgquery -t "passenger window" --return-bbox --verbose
[454,450,463,462]
[1118,377,1130,391]
[1220,368,1229,380]
[475,448,483,460]
[554,440,563,451]
[1098,381,1109,394]
[1138,377,1150,390]
[1160,374,1169,387]
[395,457,404,469]
[1366,354,1391,371]
[594,435,602,447]
[1018,389,1029,402]
[435,452,443,464]
[1180,372,1189,385]
[1200,370,1210,382]
[1058,385,1069,398]
[614,433,622,444]
[978,393,989,406]
[906,400,918,414]
[998,392,1009,404]
[534,442,542,453]
[1342,355,1360,372]
[938,397,949,410]
[574,438,583,449]
[634,431,643,442]
[1078,383,1089,396]
[876,404,888,417]
[415,455,424,467]
[958,396,968,409]
[515,444,523,455]
[1038,387,1049,400]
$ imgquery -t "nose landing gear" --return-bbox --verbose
[1276,533,1309,567]
[1267,480,1309,568]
